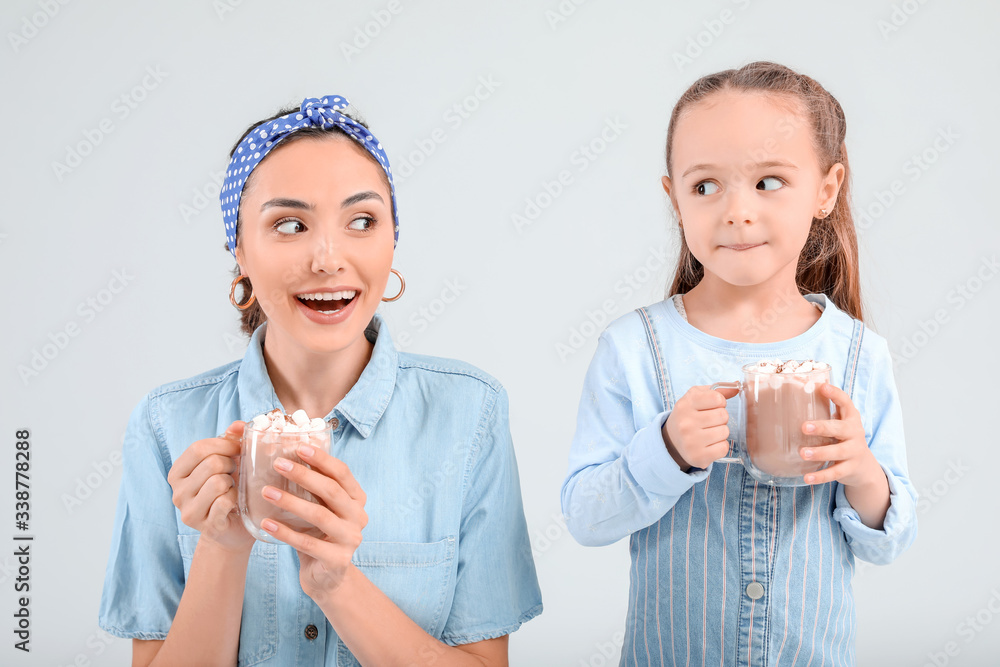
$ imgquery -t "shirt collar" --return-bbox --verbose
[237,313,398,439]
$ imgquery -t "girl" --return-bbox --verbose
[100,95,541,666]
[561,62,917,666]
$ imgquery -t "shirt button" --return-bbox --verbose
[745,582,765,600]
[304,624,319,641]
[329,418,339,430]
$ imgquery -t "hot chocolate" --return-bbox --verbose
[743,359,834,480]
[237,409,332,542]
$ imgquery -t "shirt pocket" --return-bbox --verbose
[336,536,456,665]
[176,534,279,667]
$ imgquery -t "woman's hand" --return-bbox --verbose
[798,383,884,489]
[662,384,740,471]
[166,421,254,554]
[259,444,368,601]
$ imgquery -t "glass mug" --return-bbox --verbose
[237,420,333,543]
[711,361,837,486]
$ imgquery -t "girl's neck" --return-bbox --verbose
[260,326,374,419]
[682,279,822,344]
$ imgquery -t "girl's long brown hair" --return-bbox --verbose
[664,61,865,323]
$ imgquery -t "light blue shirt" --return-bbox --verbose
[100,314,542,666]
[561,293,917,666]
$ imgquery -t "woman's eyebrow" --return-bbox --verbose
[341,191,385,208]
[260,197,314,212]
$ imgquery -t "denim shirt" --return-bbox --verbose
[99,314,542,666]
[561,294,917,666]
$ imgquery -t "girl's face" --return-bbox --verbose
[235,135,395,359]
[662,91,843,290]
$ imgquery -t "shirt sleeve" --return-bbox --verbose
[439,387,543,645]
[833,336,918,565]
[561,331,708,548]
[99,394,185,639]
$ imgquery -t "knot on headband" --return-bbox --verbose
[220,94,399,258]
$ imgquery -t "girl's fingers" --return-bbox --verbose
[803,461,851,486]
[819,383,859,420]
[799,442,854,463]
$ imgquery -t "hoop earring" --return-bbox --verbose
[230,274,256,310]
[382,268,405,302]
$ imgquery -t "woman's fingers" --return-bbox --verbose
[272,456,365,524]
[297,446,366,505]
[170,453,237,509]
[261,486,361,544]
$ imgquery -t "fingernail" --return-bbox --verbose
[804,475,815,484]
[804,423,815,433]
[802,449,813,459]
[298,445,315,457]
[274,457,293,471]
[261,519,278,532]
[262,486,281,501]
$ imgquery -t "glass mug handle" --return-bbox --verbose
[710,380,742,464]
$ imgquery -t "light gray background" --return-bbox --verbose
[2,1,997,665]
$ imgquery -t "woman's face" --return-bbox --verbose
[663,91,843,289]
[235,135,395,358]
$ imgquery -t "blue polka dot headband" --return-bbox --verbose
[219,94,399,258]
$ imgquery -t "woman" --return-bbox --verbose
[99,95,542,666]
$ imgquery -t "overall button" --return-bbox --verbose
[304,624,319,640]
[745,582,765,600]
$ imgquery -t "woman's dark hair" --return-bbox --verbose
[226,104,392,337]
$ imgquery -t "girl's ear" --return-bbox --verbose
[661,175,682,219]
[818,162,846,213]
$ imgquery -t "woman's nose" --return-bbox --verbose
[310,233,345,274]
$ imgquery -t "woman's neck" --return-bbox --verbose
[682,277,821,344]
[260,326,374,419]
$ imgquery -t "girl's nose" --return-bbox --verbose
[723,188,756,225]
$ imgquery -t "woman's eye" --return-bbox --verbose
[695,181,720,196]
[274,218,305,235]
[757,176,784,191]
[348,216,376,232]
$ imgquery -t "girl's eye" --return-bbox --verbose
[348,216,376,232]
[757,176,784,191]
[695,181,720,196]
[274,218,305,235]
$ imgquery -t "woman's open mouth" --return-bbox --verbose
[296,290,358,314]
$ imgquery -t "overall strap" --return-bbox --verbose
[636,305,675,411]
[844,317,866,400]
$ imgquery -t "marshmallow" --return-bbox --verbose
[249,409,329,434]
[291,409,310,427]
[309,418,327,431]
[251,414,270,431]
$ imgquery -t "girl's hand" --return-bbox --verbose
[167,421,254,554]
[259,445,368,602]
[662,385,740,471]
[799,383,884,489]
